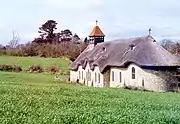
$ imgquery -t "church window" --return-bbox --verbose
[82,71,83,80]
[142,78,144,87]
[98,73,101,83]
[87,69,91,81]
[112,71,115,81]
[95,73,97,82]
[119,72,122,83]
[132,67,135,79]
[79,71,81,79]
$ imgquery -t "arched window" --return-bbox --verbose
[79,71,81,79]
[89,72,91,81]
[132,67,135,79]
[98,73,101,83]
[95,73,97,82]
[112,71,115,81]
[142,78,144,87]
[86,69,91,81]
[82,71,83,80]
[119,72,122,83]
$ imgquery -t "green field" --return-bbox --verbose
[1,56,180,123]
[1,72,180,123]
[0,56,71,71]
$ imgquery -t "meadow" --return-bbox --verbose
[0,56,71,71]
[1,56,180,123]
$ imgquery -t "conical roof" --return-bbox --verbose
[89,25,105,37]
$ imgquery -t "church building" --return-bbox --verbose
[69,21,180,92]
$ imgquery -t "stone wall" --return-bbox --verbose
[103,69,110,87]
[144,70,178,92]
[110,64,178,92]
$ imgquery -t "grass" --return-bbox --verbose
[0,56,71,71]
[1,72,180,123]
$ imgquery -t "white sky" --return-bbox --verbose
[1,0,180,45]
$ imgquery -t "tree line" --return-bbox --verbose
[0,20,87,61]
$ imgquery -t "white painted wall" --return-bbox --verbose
[70,63,104,87]
[70,70,78,82]
[93,66,104,87]
[110,64,145,88]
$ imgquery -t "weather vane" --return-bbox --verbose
[148,28,152,36]
[96,20,98,25]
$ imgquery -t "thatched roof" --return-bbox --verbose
[70,36,180,72]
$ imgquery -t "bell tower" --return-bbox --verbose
[89,20,105,46]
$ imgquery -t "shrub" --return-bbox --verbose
[13,65,22,72]
[59,70,70,75]
[0,65,13,72]
[0,64,22,72]
[28,65,43,73]
[48,66,59,74]
[0,42,87,61]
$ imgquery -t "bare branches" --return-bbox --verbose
[8,30,20,48]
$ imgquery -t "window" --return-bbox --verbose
[132,67,135,79]
[79,71,81,79]
[142,78,144,87]
[130,44,135,50]
[87,69,91,81]
[119,72,122,83]
[89,72,91,81]
[82,71,83,80]
[101,47,106,52]
[98,73,101,83]
[112,71,115,81]
[95,73,97,82]
[86,72,88,80]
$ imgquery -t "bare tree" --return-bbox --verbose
[9,30,20,48]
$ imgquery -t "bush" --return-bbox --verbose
[0,64,22,72]
[13,65,22,72]
[28,65,43,73]
[59,70,70,75]
[48,66,59,74]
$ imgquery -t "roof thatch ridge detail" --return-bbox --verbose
[70,36,180,72]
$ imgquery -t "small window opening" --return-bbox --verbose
[112,71,115,81]
[102,47,106,51]
[132,67,135,79]
[119,72,122,83]
[130,44,135,50]
[142,78,144,87]
[87,69,91,81]
[89,72,91,81]
[98,73,101,83]
[82,71,83,80]
[95,73,97,82]
[79,71,81,79]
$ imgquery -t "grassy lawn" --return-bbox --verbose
[0,56,71,71]
[1,72,180,123]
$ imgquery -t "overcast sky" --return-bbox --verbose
[1,0,180,45]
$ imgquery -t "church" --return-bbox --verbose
[69,22,180,92]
